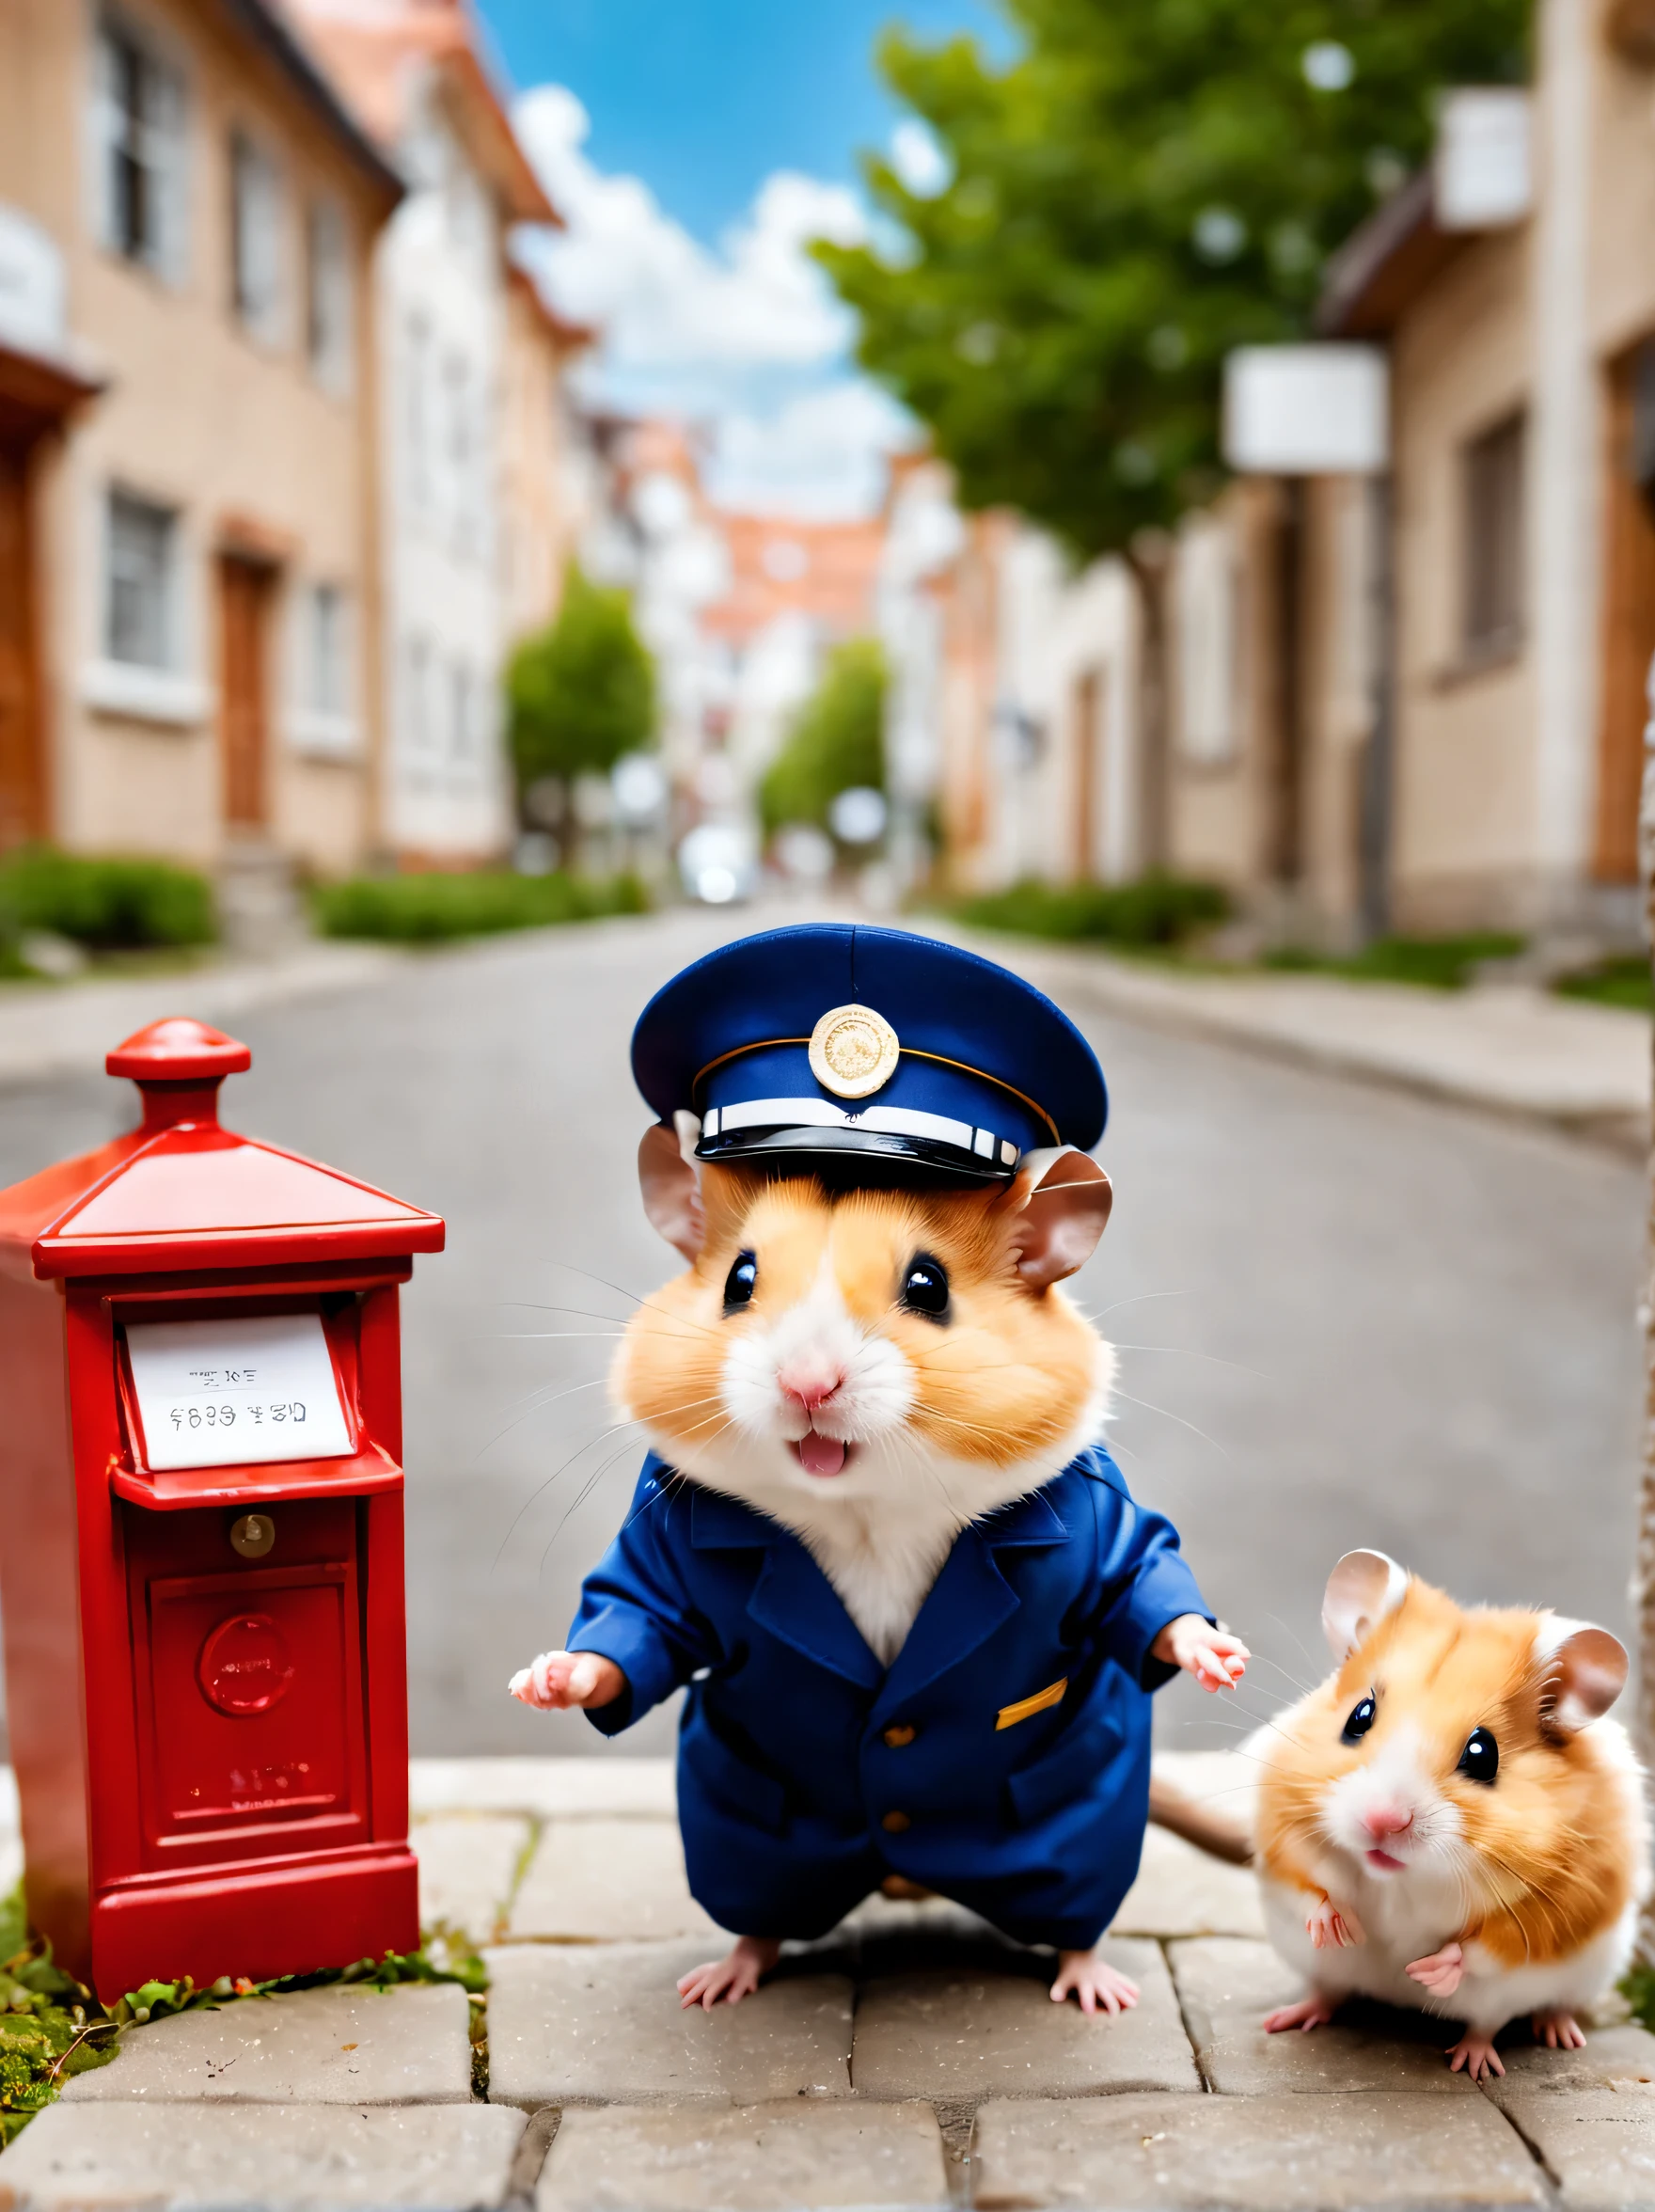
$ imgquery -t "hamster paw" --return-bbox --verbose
[1445,2030,1505,2080]
[676,1936,781,2011]
[1406,1942,1465,1998]
[1049,1951,1141,2016]
[1263,1993,1340,2034]
[1306,1897,1364,1950]
[1532,2008,1587,2051]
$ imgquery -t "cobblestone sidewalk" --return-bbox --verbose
[1,1753,1651,2210]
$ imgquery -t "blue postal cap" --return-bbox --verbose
[631,923,1107,1184]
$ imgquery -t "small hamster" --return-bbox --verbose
[512,1128,1247,2014]
[1255,1548,1647,2079]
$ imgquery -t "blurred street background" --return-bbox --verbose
[0,0,1650,1752]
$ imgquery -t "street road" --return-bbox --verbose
[0,905,1641,1760]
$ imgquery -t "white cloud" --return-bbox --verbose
[514,86,861,371]
[512,84,911,519]
[889,118,952,198]
[708,381,915,522]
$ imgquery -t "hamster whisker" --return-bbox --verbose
[1111,1344,1273,1381]
[540,1434,657,1571]
[1089,1289,1194,1320]
[474,1374,624,1464]
[489,1415,645,1570]
[1245,1652,1319,1698]
[1263,1610,1327,1683]
[541,1271,736,1346]
[500,1298,728,1348]
[1107,1388,1233,1462]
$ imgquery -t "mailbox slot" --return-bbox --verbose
[108,1291,402,1510]
[123,1495,370,1872]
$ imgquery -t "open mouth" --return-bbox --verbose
[793,1433,853,1477]
[1364,1847,1408,1873]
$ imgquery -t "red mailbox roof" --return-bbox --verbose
[0,1019,445,1280]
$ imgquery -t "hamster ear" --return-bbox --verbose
[638,1113,704,1260]
[1534,1617,1628,1734]
[1322,1549,1411,1659]
[1001,1148,1113,1288]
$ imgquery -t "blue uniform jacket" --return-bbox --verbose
[568,1445,1209,1951]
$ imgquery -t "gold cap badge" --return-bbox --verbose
[809,1003,900,1100]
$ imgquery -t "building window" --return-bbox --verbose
[404,315,431,514]
[105,490,177,668]
[448,658,472,764]
[444,353,473,556]
[307,584,350,715]
[305,198,353,392]
[94,11,187,278]
[1461,413,1525,657]
[229,129,284,342]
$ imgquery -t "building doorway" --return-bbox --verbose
[1597,340,1655,884]
[217,553,276,828]
[0,435,45,850]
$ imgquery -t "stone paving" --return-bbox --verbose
[1,1753,1653,2210]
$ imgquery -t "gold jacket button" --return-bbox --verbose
[882,1723,916,1748]
[880,1809,911,1834]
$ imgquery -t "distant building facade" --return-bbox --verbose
[286,0,558,867]
[926,0,1655,953]
[0,0,400,881]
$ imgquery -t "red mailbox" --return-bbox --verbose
[0,1018,444,2000]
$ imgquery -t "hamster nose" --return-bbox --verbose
[776,1362,844,1416]
[1362,1804,1415,1842]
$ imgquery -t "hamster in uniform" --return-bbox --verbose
[508,924,1248,2014]
[1255,1548,1647,2079]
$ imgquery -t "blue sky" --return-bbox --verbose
[477,1,1007,245]
[483,2,1013,518]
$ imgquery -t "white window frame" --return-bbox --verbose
[305,195,354,396]
[103,485,178,670]
[287,580,359,757]
[90,6,190,283]
[229,125,286,347]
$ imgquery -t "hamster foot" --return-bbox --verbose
[1445,2030,1505,2080]
[676,1936,782,2011]
[1263,1992,1340,2034]
[1049,1951,1141,2016]
[1532,2007,1587,2051]
[1305,1896,1364,1950]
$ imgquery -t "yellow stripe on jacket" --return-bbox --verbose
[996,1676,1068,1730]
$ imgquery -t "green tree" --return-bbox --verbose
[815,0,1528,561]
[760,639,888,839]
[506,567,655,858]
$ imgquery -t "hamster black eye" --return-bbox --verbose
[1341,1696,1377,1745]
[1458,1727,1499,1785]
[900,1254,950,1321]
[723,1251,757,1310]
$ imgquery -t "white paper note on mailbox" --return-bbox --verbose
[125,1313,354,1471]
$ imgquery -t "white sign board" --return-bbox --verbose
[126,1313,354,1471]
[1223,345,1389,475]
[1436,88,1532,232]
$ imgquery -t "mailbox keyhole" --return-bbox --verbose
[230,1512,276,1559]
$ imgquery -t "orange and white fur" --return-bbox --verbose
[1256,1548,1647,2079]
[512,1118,1248,2013]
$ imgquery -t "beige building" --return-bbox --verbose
[501,267,589,644]
[0,0,401,890]
[1161,0,1655,947]
[286,0,559,867]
